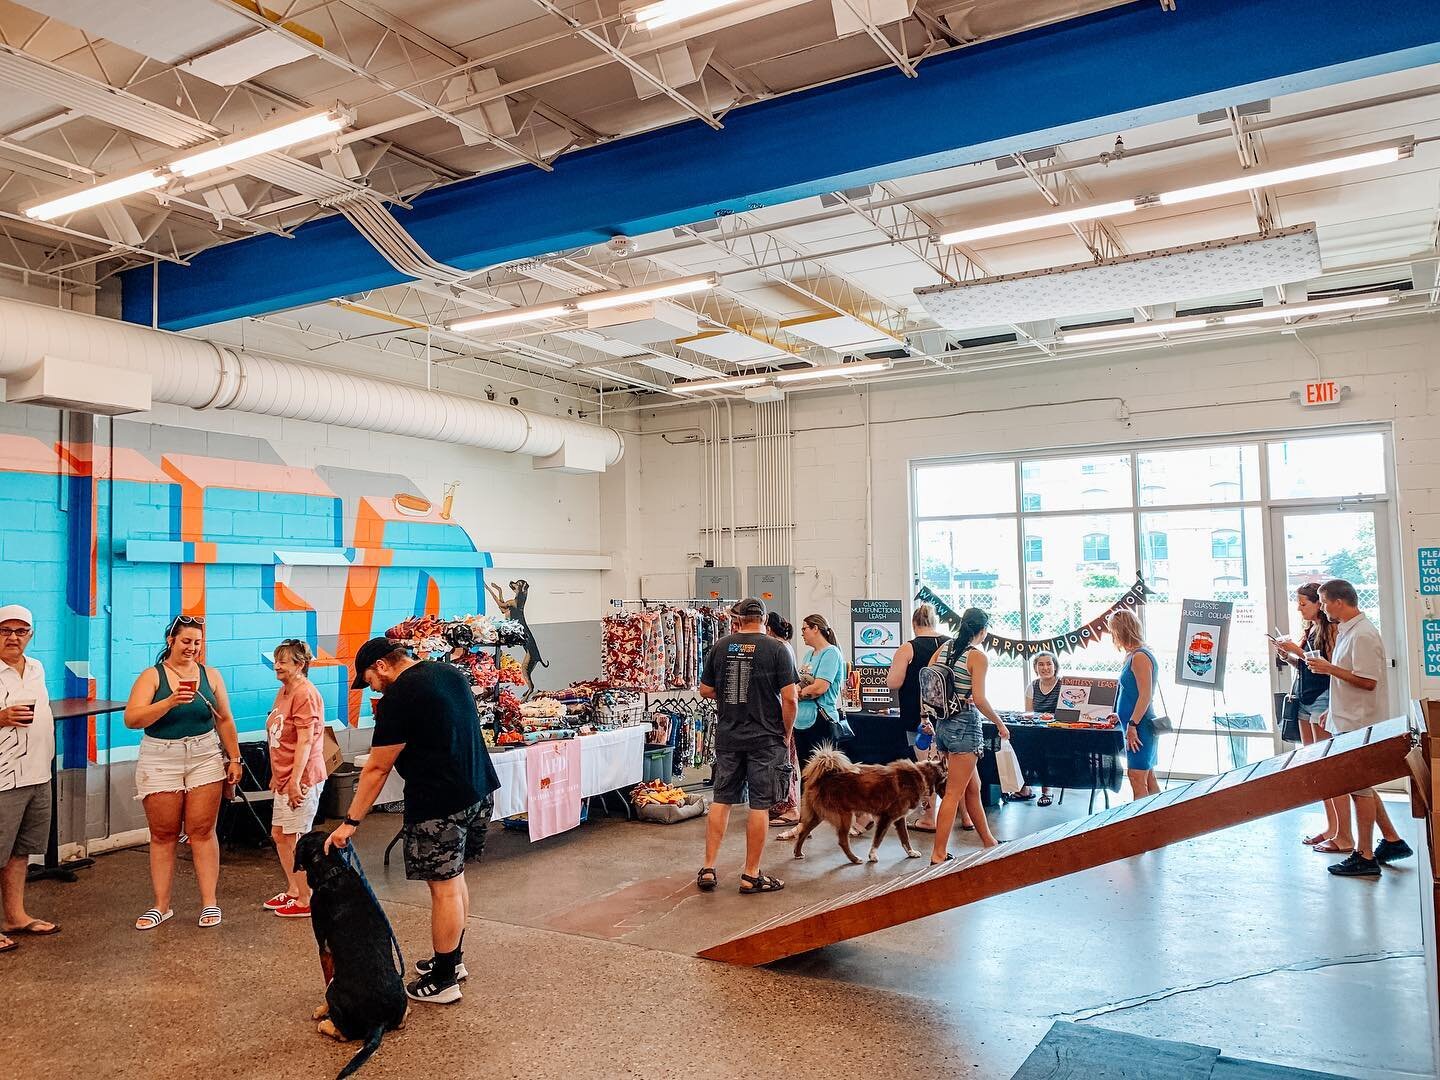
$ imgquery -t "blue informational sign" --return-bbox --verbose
[1424,619,1440,678]
[1420,548,1440,595]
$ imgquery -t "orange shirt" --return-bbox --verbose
[266,677,328,791]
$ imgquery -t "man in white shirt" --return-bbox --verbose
[1305,580,1412,877]
[0,604,60,950]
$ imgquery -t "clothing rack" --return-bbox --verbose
[609,598,737,608]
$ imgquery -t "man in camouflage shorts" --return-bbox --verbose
[329,637,501,1004]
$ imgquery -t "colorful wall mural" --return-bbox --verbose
[0,420,491,769]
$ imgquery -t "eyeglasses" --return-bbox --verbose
[0,627,31,638]
[168,615,205,631]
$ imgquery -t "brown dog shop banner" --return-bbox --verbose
[915,576,1150,658]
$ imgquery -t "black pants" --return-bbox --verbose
[793,715,837,781]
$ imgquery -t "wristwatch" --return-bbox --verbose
[343,816,361,827]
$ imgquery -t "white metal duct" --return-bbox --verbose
[0,297,623,470]
[914,225,1324,330]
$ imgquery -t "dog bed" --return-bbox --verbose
[636,794,707,824]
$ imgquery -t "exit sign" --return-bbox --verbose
[1300,380,1341,407]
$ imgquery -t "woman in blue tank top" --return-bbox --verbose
[1109,610,1160,799]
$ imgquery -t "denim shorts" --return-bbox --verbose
[134,730,226,800]
[1297,689,1330,724]
[936,709,984,756]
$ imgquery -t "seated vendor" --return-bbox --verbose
[1016,651,1062,807]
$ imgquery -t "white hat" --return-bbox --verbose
[0,605,33,627]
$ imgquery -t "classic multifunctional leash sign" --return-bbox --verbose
[915,576,1151,657]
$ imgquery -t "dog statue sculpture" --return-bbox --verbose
[295,832,408,1079]
[486,578,547,699]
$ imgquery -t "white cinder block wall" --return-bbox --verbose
[618,313,1440,700]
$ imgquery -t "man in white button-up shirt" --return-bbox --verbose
[0,603,59,951]
[1305,580,1413,877]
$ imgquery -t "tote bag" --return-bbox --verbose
[995,739,1024,794]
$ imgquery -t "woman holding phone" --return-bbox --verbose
[124,615,243,931]
[1273,583,1348,851]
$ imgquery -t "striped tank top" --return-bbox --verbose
[936,640,976,707]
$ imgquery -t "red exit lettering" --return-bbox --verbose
[1302,380,1339,406]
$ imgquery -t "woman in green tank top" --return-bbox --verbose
[124,616,243,931]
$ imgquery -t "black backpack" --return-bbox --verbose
[918,643,971,721]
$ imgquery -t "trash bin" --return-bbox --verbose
[319,763,361,821]
[643,747,674,783]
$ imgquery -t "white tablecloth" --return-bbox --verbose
[361,725,648,821]
[491,725,647,819]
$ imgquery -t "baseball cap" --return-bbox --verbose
[351,636,408,688]
[732,598,766,619]
[0,605,33,627]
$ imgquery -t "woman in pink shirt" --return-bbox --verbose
[263,639,329,918]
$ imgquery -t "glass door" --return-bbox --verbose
[1268,505,1403,732]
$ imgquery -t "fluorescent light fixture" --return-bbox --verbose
[1158,144,1407,206]
[1220,293,1396,325]
[672,375,768,393]
[774,361,892,383]
[626,0,746,31]
[24,170,166,221]
[575,274,719,312]
[939,200,1137,246]
[450,305,570,333]
[1060,319,1207,345]
[169,111,346,177]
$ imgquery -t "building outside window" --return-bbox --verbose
[1082,532,1111,561]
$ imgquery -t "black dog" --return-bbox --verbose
[487,578,548,697]
[295,831,408,1079]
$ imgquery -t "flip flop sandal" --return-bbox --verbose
[4,920,59,936]
[1302,834,1328,846]
[738,873,785,894]
[909,822,938,833]
[198,906,223,928]
[774,828,799,842]
[930,853,955,865]
[135,908,173,931]
[1037,795,1054,807]
[961,823,976,831]
[1312,841,1353,855]
[768,817,800,828]
[696,867,718,892]
[0,935,17,953]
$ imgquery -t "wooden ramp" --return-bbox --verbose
[699,717,1417,966]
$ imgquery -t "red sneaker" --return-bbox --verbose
[261,892,293,910]
[272,900,311,918]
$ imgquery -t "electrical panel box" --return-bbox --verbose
[746,566,794,623]
[695,566,740,604]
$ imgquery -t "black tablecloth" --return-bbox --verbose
[979,721,1124,793]
[836,712,915,766]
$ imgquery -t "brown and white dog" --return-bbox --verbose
[793,748,947,864]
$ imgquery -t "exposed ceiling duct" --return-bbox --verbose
[0,297,623,471]
[326,191,470,282]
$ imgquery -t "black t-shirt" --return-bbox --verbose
[700,632,798,750]
[370,660,500,823]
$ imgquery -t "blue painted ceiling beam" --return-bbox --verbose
[123,0,1440,330]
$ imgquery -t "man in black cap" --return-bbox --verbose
[696,598,798,894]
[328,636,500,1004]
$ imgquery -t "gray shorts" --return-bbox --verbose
[712,741,791,811]
[402,797,493,882]
[936,709,985,756]
[0,782,51,860]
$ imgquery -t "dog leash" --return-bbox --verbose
[339,844,406,976]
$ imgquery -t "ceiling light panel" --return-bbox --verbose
[939,199,1137,245]
[1157,143,1408,205]
[914,225,1323,331]
[774,361,891,383]
[779,312,904,351]
[25,171,166,221]
[170,112,346,177]
[672,374,769,393]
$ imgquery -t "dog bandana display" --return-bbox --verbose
[601,606,730,691]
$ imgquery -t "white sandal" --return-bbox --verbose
[198,906,222,928]
[135,908,173,931]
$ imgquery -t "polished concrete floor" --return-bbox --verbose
[7,790,1433,1080]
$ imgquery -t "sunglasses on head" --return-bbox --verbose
[168,615,205,632]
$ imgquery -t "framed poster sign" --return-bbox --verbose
[1176,599,1234,691]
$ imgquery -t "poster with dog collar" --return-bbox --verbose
[1175,599,1234,691]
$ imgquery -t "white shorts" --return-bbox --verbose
[270,784,322,835]
[134,730,227,800]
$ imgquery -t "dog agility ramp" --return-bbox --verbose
[700,718,1417,966]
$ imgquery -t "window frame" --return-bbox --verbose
[909,424,1399,778]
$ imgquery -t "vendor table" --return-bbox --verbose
[376,725,648,863]
[28,699,126,883]
[979,718,1124,812]
[837,711,916,766]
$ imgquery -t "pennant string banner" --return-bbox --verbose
[915,576,1151,657]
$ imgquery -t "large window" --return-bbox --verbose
[911,430,1396,780]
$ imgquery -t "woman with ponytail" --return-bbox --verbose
[927,607,1010,860]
